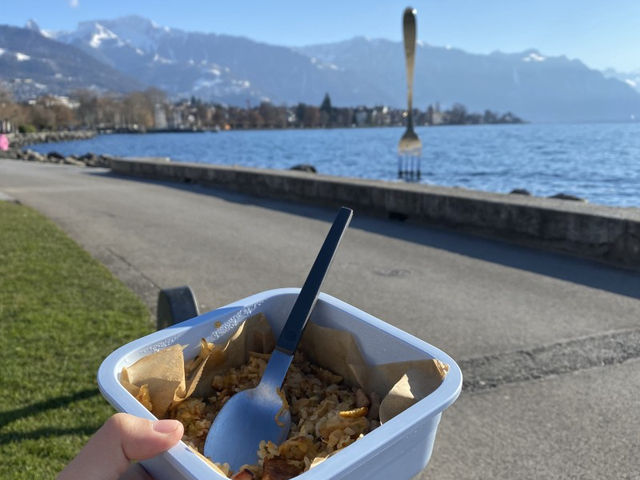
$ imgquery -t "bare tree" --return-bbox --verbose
[71,89,99,127]
[122,91,154,129]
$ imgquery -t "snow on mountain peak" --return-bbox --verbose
[89,23,121,48]
[25,19,41,32]
[53,16,168,54]
[598,68,640,93]
[523,51,545,62]
[153,53,173,64]
[24,19,56,39]
[98,16,170,53]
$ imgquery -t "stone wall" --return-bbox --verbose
[108,157,640,270]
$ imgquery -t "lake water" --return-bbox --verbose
[31,123,640,208]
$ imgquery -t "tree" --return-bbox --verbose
[71,89,99,127]
[122,91,154,129]
[446,103,468,125]
[320,93,332,113]
[97,94,122,128]
[0,86,25,130]
[483,109,498,124]
[320,93,334,127]
[210,103,227,129]
[248,109,264,129]
[294,103,321,128]
[258,101,278,128]
[0,86,13,105]
[425,104,435,125]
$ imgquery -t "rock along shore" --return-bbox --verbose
[0,130,109,167]
[5,130,96,149]
[0,130,166,168]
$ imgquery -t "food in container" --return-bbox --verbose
[98,289,462,480]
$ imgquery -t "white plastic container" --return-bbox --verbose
[98,289,462,480]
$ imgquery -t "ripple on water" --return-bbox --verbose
[30,123,640,207]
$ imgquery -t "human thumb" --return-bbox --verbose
[57,413,184,480]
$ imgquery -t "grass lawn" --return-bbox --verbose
[0,201,152,478]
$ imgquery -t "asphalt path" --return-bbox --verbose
[2,160,639,479]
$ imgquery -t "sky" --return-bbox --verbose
[2,0,640,72]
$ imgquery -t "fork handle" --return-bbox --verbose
[276,207,353,355]
[403,7,417,124]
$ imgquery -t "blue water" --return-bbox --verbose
[32,123,640,207]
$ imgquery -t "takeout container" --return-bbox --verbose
[98,289,462,480]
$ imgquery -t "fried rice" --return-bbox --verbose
[169,350,380,479]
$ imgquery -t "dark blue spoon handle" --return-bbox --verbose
[276,206,353,355]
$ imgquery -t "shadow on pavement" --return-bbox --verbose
[90,171,640,300]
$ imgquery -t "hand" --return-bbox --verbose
[57,413,184,480]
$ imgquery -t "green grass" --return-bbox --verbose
[0,202,152,478]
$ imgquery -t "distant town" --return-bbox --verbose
[0,87,524,134]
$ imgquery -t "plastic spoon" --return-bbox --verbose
[203,206,353,472]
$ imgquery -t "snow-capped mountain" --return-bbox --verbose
[4,15,640,123]
[0,24,140,99]
[51,15,356,105]
[49,16,640,122]
[298,38,640,123]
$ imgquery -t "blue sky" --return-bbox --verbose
[3,0,640,72]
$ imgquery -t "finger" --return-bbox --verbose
[57,413,183,480]
[112,413,184,461]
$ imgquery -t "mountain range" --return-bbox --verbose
[1,15,639,123]
[602,68,640,94]
[0,23,140,99]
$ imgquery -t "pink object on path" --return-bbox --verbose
[0,134,9,151]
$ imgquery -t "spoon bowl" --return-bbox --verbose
[203,207,353,472]
[203,349,292,470]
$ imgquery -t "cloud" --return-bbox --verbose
[69,0,79,7]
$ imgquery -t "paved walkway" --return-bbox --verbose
[1,160,639,479]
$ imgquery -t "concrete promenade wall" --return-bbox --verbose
[109,157,640,270]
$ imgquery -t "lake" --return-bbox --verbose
[31,122,640,208]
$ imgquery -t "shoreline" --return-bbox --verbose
[2,131,639,270]
[7,125,638,209]
[2,129,637,207]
